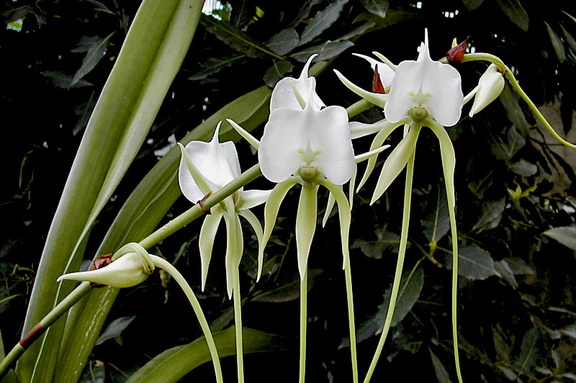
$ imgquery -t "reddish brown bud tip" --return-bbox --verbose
[446,37,470,64]
[372,65,386,94]
[91,254,114,270]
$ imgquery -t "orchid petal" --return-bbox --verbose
[428,121,456,207]
[178,143,214,202]
[317,179,351,270]
[357,121,405,191]
[308,106,356,185]
[237,189,272,210]
[349,120,394,140]
[223,210,243,299]
[334,69,388,108]
[226,118,260,150]
[238,209,265,275]
[258,178,300,280]
[296,183,319,280]
[259,108,310,183]
[371,124,423,204]
[270,55,324,111]
[353,53,396,87]
[198,211,223,291]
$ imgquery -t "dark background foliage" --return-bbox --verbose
[1,0,576,382]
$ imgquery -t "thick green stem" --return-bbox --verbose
[149,255,223,383]
[139,164,261,250]
[363,151,415,383]
[299,269,308,383]
[0,283,92,380]
[460,52,576,150]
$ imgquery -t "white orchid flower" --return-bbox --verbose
[385,30,463,126]
[466,63,505,117]
[257,56,355,280]
[178,123,270,298]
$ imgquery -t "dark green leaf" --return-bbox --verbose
[516,327,540,371]
[267,28,300,56]
[545,22,566,63]
[504,257,533,275]
[496,0,529,31]
[472,198,506,232]
[543,226,576,250]
[71,34,114,87]
[252,269,322,303]
[359,0,389,18]
[429,348,453,383]
[299,0,349,46]
[421,187,450,243]
[352,228,399,259]
[95,316,136,346]
[201,15,281,59]
[462,0,484,10]
[187,55,244,81]
[291,40,353,63]
[495,260,517,289]
[457,245,499,280]
[263,60,294,88]
[349,266,424,345]
[509,159,537,177]
[499,86,530,136]
[43,71,92,89]
[126,326,286,383]
[335,21,376,42]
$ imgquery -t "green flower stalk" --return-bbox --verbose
[178,124,270,383]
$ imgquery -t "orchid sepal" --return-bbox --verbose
[226,118,260,150]
[257,177,300,280]
[371,123,423,204]
[295,182,319,280]
[334,69,388,108]
[198,212,223,290]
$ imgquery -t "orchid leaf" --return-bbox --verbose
[496,0,529,31]
[126,326,286,383]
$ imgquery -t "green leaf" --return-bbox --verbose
[421,186,450,244]
[70,33,114,87]
[126,327,286,383]
[94,316,136,346]
[251,269,322,303]
[267,28,300,56]
[20,1,206,381]
[496,0,529,31]
[559,324,576,340]
[472,197,506,232]
[291,40,354,63]
[359,0,389,18]
[201,15,283,59]
[263,60,294,88]
[299,0,349,46]
[456,245,499,280]
[545,22,566,63]
[462,0,484,10]
[516,327,540,371]
[429,348,453,383]
[350,266,424,344]
[543,226,576,250]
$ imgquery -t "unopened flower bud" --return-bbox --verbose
[469,64,505,117]
[57,245,154,288]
